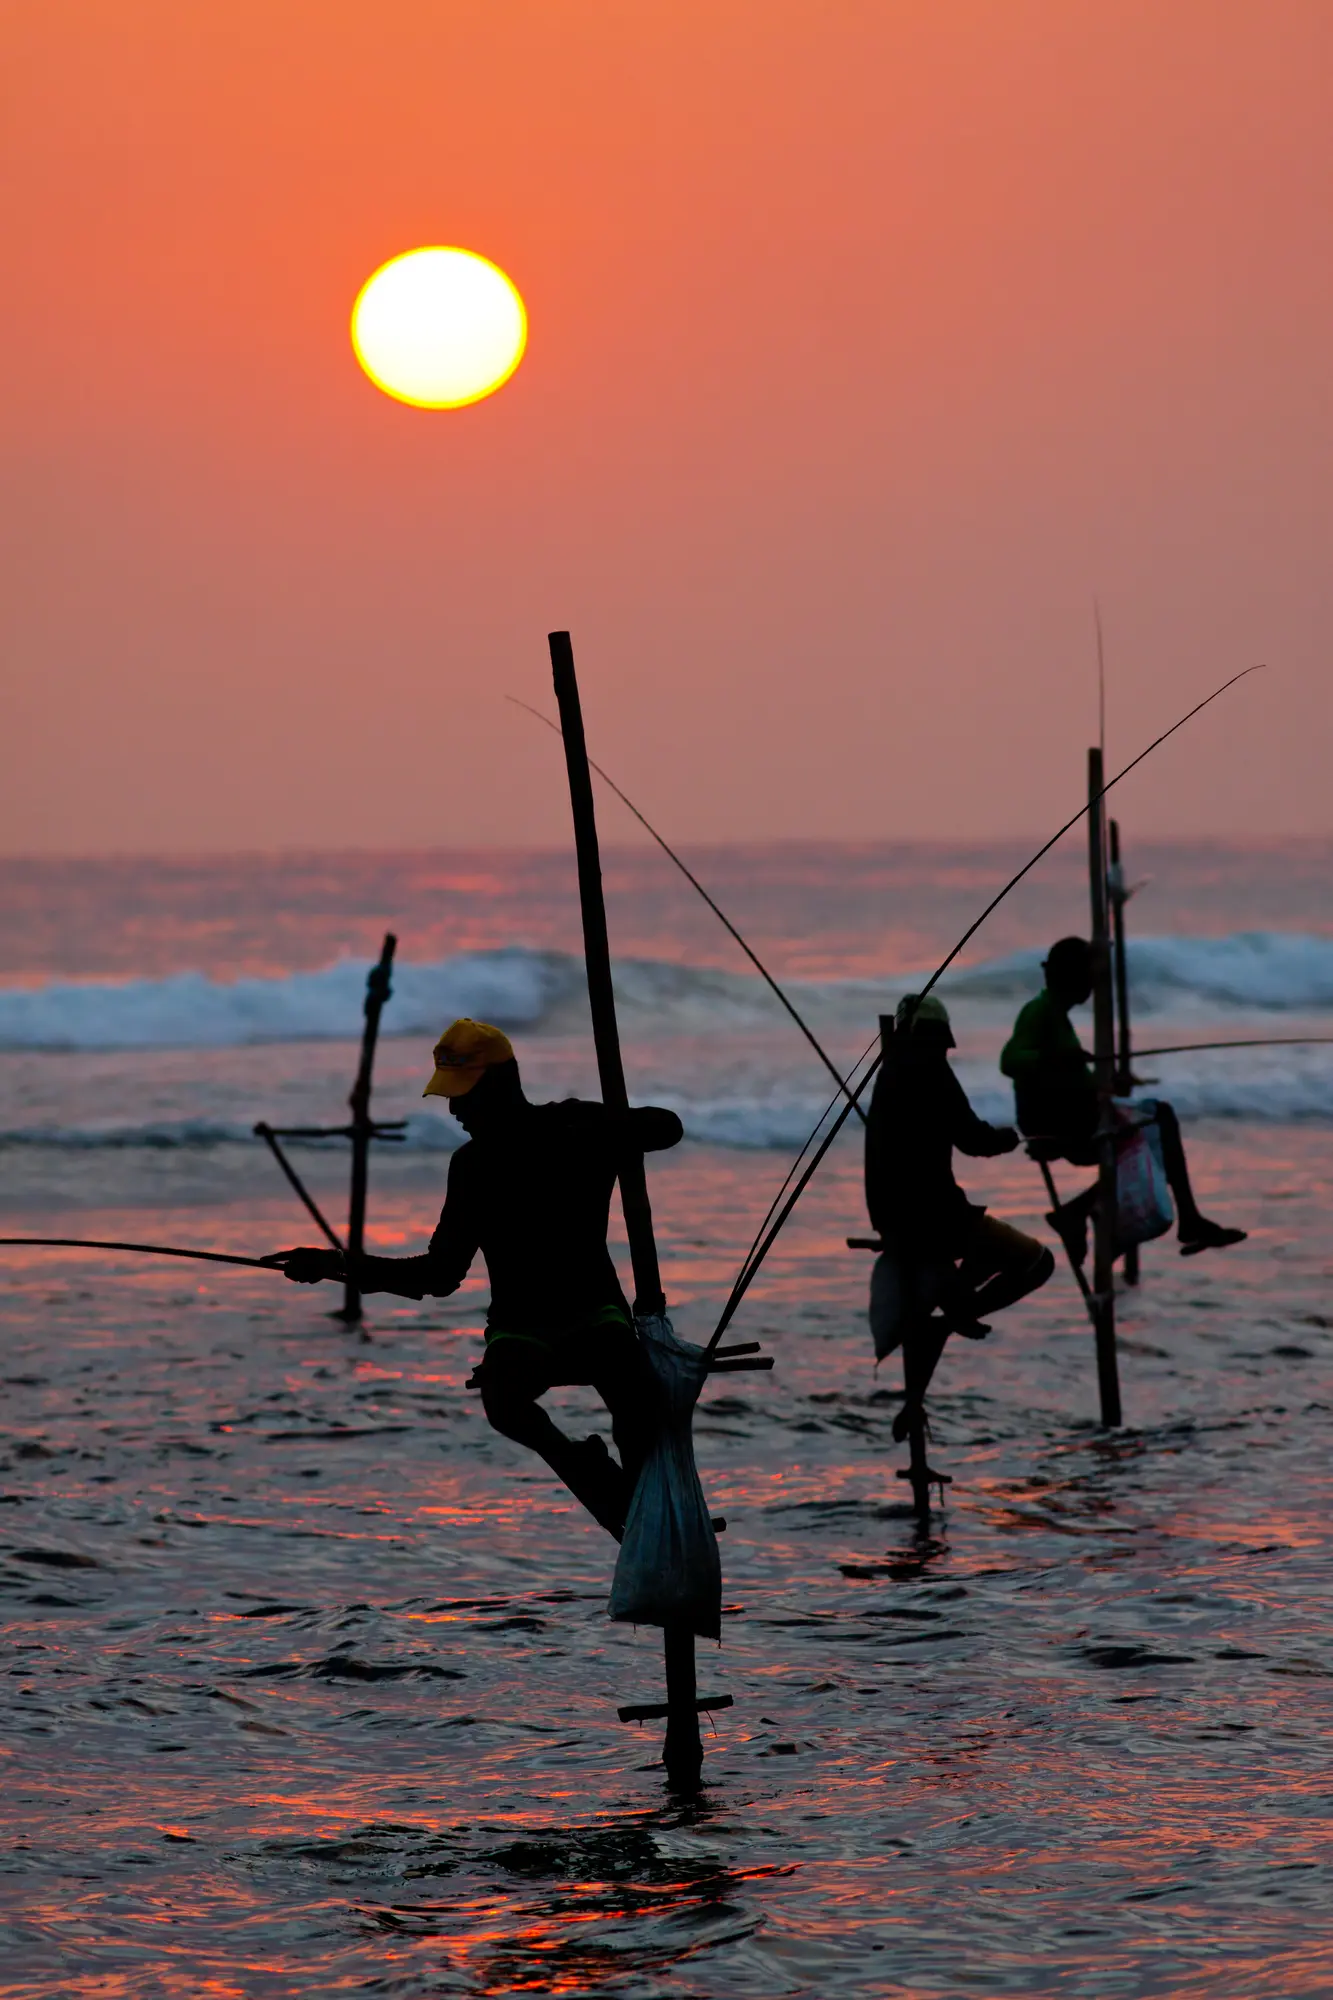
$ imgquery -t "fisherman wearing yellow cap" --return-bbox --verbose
[864,993,1054,1425]
[280,1019,683,1539]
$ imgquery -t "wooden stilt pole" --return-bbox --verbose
[548,632,701,1789]
[1035,1154,1099,1321]
[902,1330,933,1520]
[549,634,663,1317]
[337,934,397,1325]
[1087,752,1122,1426]
[1108,821,1139,1286]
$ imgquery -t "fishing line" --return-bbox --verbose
[730,1045,881,1294]
[0,1237,294,1270]
[707,661,1264,1350]
[1133,1036,1333,1059]
[507,690,881,1280]
[506,694,867,1122]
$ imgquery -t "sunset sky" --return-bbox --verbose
[5,1,1331,853]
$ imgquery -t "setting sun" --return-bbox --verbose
[350,247,527,409]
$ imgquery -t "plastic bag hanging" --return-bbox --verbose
[609,1314,721,1641]
[1114,1101,1174,1252]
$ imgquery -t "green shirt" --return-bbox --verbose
[1000,988,1095,1136]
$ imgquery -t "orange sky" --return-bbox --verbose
[4,1,1331,852]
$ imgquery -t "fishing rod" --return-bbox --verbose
[509,692,885,1291]
[706,662,1265,1352]
[507,695,868,1123]
[1133,1036,1333,1058]
[0,1237,294,1271]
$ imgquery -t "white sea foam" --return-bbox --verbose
[948,932,1333,1012]
[0,950,579,1052]
[5,1040,1333,1158]
[1,932,1330,1056]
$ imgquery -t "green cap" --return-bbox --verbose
[895,993,955,1045]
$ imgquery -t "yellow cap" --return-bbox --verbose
[423,1019,515,1099]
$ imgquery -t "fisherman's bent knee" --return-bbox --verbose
[479,1380,542,1445]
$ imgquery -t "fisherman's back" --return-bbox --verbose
[1000,988,1095,1138]
[454,1100,641,1326]
[428,1097,682,1330]
[866,1038,1001,1254]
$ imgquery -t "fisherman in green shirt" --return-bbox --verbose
[1001,936,1245,1262]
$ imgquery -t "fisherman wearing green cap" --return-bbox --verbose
[1001,937,1246,1260]
[864,992,1055,1381]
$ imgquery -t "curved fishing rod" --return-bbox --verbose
[729,1053,877,1304]
[507,695,867,1124]
[1132,1036,1333,1058]
[0,1236,293,1270]
[706,662,1265,1353]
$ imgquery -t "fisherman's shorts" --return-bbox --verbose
[468,1303,652,1411]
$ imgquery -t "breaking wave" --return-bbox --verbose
[1,931,1331,1055]
[5,1043,1333,1158]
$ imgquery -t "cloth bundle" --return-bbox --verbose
[608,1314,721,1641]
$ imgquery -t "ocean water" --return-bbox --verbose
[2,841,1332,1996]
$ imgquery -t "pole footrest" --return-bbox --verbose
[617,1693,733,1724]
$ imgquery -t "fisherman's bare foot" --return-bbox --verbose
[1179,1218,1247,1256]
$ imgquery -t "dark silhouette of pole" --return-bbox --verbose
[547,631,699,1790]
[338,934,397,1325]
[548,636,664,1319]
[254,1124,344,1251]
[1108,820,1139,1286]
[1034,1154,1099,1321]
[1087,751,1122,1426]
[506,696,867,1123]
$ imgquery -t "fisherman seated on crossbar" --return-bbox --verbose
[281,1019,683,1540]
[1000,936,1246,1262]
[864,995,1055,1391]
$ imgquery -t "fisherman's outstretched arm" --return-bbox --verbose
[282,1150,479,1295]
[944,1068,1018,1158]
[623,1106,685,1153]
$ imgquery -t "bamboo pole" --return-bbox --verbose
[1087,751,1122,1426]
[338,934,397,1325]
[1108,821,1139,1285]
[547,631,700,1789]
[548,634,663,1317]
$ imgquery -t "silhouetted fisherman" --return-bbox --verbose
[865,995,1054,1421]
[282,1019,683,1538]
[1001,936,1246,1260]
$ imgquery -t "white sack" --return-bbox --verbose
[608,1313,721,1641]
[868,1251,955,1363]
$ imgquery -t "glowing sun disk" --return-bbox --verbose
[351,247,527,409]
